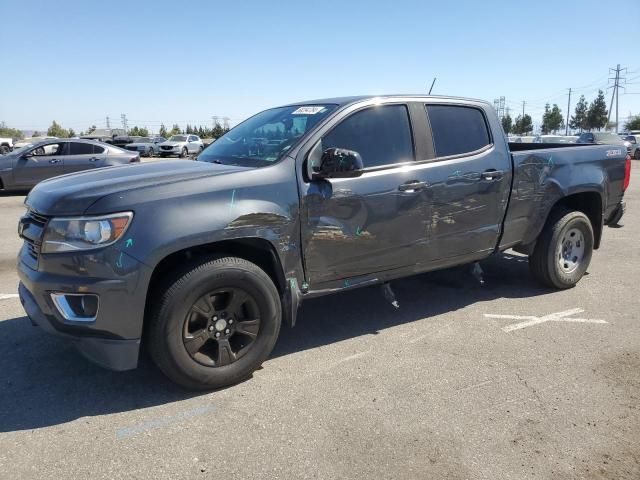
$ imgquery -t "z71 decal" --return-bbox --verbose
[606,149,622,157]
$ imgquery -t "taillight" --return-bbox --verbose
[130,155,140,163]
[623,154,631,192]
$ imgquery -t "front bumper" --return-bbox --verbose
[159,147,181,155]
[17,246,152,371]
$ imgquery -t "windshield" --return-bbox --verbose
[136,137,151,143]
[197,104,337,167]
[169,135,187,142]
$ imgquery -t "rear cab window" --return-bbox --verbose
[426,104,491,157]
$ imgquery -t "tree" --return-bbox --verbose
[501,114,513,134]
[586,90,608,131]
[86,125,96,135]
[569,95,588,132]
[159,123,168,138]
[47,120,71,138]
[128,126,149,137]
[168,124,182,136]
[542,103,564,134]
[68,128,76,138]
[0,122,24,140]
[512,114,533,135]
[32,130,40,137]
[624,115,640,131]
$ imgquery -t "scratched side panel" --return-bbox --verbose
[499,145,623,249]
[87,157,304,285]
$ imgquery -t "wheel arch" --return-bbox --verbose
[143,237,293,340]
[515,189,603,254]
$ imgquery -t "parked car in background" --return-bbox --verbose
[533,135,578,143]
[0,138,140,190]
[158,135,204,158]
[124,136,166,157]
[108,136,142,149]
[0,138,13,154]
[624,135,640,159]
[577,131,629,155]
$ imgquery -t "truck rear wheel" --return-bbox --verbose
[529,208,594,289]
[148,256,282,390]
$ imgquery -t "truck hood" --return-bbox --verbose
[26,160,250,215]
[159,142,183,147]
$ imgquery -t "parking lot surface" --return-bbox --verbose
[0,170,638,479]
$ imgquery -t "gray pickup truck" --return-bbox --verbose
[17,95,630,389]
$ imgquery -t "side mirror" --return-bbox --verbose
[312,147,364,179]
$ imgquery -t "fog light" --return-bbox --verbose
[51,293,99,322]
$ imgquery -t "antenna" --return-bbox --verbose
[428,78,437,95]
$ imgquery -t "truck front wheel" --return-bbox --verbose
[529,209,594,289]
[148,256,282,389]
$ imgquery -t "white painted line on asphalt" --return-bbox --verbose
[484,308,608,332]
[0,294,19,301]
[116,404,214,439]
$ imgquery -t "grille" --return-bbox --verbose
[23,210,49,261]
[161,145,174,150]
[29,210,49,227]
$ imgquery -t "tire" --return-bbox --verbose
[180,147,188,158]
[634,149,640,160]
[529,208,594,289]
[0,146,9,155]
[148,256,282,390]
[147,147,154,158]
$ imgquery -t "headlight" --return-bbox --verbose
[41,212,133,253]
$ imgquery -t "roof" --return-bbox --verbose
[281,94,491,108]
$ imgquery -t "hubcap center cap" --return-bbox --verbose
[214,319,228,332]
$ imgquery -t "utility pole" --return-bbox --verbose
[106,116,111,129]
[212,116,219,128]
[120,114,128,133]
[607,64,627,133]
[222,117,230,130]
[565,88,572,136]
[522,101,525,118]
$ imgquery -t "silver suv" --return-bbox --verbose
[158,135,204,158]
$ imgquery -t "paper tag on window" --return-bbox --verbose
[292,106,325,115]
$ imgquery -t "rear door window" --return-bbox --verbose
[70,142,95,155]
[426,105,491,157]
[321,104,414,169]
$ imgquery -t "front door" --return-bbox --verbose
[13,142,66,187]
[300,104,431,286]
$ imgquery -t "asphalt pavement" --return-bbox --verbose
[0,169,638,479]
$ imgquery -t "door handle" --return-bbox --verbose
[481,169,503,181]
[89,157,99,162]
[398,180,428,192]
[49,159,60,164]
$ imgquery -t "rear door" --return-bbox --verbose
[419,103,512,261]
[13,142,67,187]
[64,142,107,174]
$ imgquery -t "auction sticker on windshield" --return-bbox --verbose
[292,106,326,115]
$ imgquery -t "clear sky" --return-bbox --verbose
[2,0,638,133]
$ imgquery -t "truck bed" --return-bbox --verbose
[499,143,628,251]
